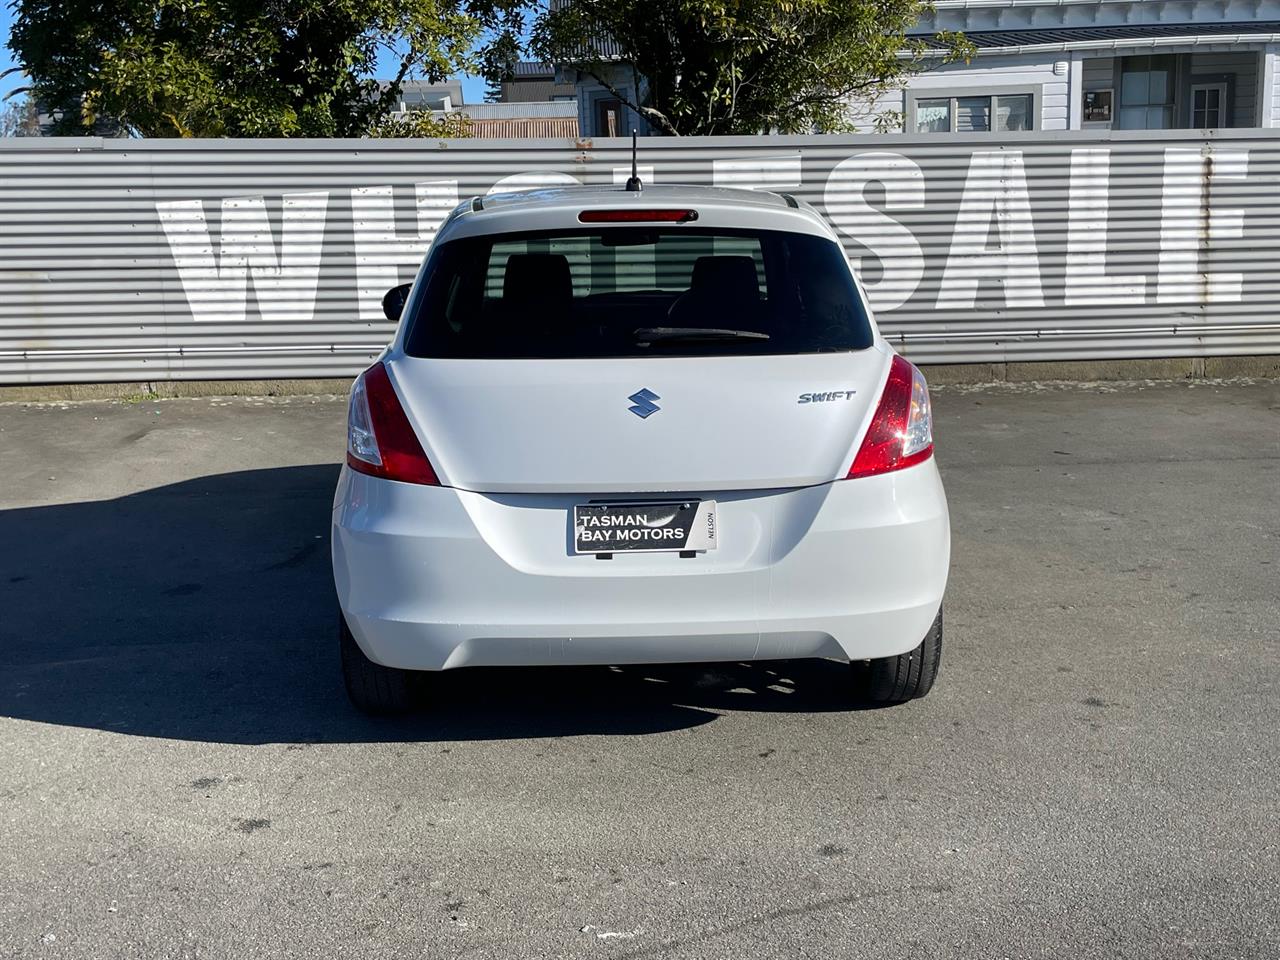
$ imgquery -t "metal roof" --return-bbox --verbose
[510,61,555,78]
[546,0,625,60]
[466,117,580,138]
[461,101,578,120]
[920,20,1280,47]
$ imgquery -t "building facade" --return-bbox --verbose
[871,0,1280,133]
[389,78,579,138]
[455,101,580,138]
[499,62,578,104]
[387,81,465,116]
[556,61,650,139]
[551,0,1279,136]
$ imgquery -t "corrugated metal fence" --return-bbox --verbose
[2,130,1278,384]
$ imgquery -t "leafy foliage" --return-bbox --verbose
[367,109,472,137]
[474,27,521,104]
[9,0,971,138]
[0,96,41,137]
[9,0,528,137]
[529,0,973,135]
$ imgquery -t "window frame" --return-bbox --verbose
[1113,53,1179,130]
[584,87,642,138]
[905,86,1041,134]
[1188,76,1233,129]
[593,97,623,137]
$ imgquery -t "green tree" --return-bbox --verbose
[8,0,528,137]
[368,109,472,137]
[529,0,972,136]
[0,94,42,137]
[475,27,521,103]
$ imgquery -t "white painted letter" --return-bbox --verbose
[352,180,459,321]
[1157,148,1201,304]
[937,151,1044,310]
[712,154,801,190]
[613,165,655,185]
[1206,150,1247,303]
[157,191,329,323]
[1065,149,1145,305]
[823,152,925,312]
[1157,147,1247,304]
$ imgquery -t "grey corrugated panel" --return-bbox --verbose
[2,130,1279,383]
[462,101,578,119]
[467,118,581,138]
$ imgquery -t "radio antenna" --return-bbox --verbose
[624,129,642,192]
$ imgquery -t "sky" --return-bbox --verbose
[0,3,19,100]
[0,5,490,104]
[457,74,488,104]
[372,42,488,103]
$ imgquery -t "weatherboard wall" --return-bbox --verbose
[1,131,1278,384]
[896,53,1073,132]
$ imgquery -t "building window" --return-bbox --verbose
[915,98,951,132]
[1083,89,1114,123]
[912,93,1034,133]
[1117,55,1176,129]
[956,97,991,132]
[1190,82,1229,128]
[594,98,623,137]
[996,94,1033,131]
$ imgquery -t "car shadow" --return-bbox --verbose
[0,465,861,745]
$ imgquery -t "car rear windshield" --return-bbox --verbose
[401,227,874,359]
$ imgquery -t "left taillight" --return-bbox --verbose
[346,362,439,485]
[845,354,934,480]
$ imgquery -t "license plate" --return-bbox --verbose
[573,500,717,554]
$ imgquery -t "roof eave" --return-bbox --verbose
[911,31,1280,56]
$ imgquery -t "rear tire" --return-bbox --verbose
[851,606,943,706]
[339,615,417,716]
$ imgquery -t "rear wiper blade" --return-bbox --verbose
[634,327,770,344]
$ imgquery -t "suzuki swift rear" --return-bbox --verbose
[332,184,949,714]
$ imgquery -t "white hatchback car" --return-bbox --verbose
[332,184,949,714]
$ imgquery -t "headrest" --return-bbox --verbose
[503,253,573,308]
[690,256,760,298]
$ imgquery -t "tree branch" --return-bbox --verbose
[576,62,680,136]
[780,75,893,115]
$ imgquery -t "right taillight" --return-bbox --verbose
[845,354,933,480]
[346,362,440,485]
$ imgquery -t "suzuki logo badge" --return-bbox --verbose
[627,388,661,419]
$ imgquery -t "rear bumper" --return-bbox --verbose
[332,462,950,670]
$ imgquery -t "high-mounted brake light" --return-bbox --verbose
[846,355,933,480]
[346,362,439,485]
[578,209,698,223]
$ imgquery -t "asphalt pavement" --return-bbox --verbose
[0,378,1277,959]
